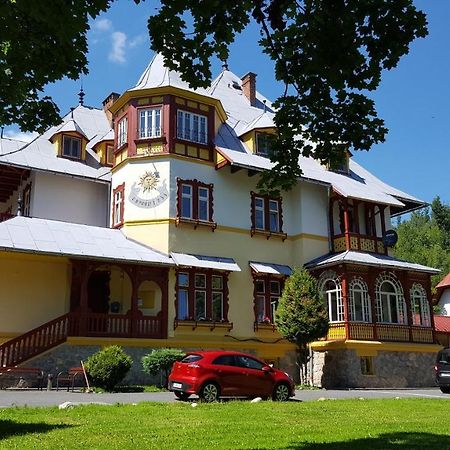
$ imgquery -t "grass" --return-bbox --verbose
[0,399,449,449]
[90,385,167,393]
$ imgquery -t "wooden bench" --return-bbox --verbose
[56,367,85,392]
[0,367,44,390]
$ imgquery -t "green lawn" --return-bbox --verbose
[0,399,449,449]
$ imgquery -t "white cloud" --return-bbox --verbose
[3,131,38,143]
[129,34,147,49]
[109,31,127,64]
[94,18,112,32]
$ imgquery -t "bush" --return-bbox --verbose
[142,348,185,387]
[84,345,133,391]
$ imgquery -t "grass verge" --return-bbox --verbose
[0,398,449,449]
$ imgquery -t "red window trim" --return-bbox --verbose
[175,269,229,322]
[112,183,125,228]
[250,191,286,239]
[252,274,285,326]
[135,104,164,142]
[176,178,215,228]
[115,113,129,153]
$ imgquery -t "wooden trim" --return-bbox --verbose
[112,183,125,228]
[250,191,284,236]
[176,178,214,226]
[252,273,285,324]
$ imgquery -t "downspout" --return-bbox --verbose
[326,185,333,253]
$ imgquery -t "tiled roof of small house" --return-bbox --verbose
[0,105,111,183]
[434,315,450,333]
[437,272,450,290]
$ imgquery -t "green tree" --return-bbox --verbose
[394,200,450,291]
[1,1,427,191]
[142,348,185,387]
[275,268,329,383]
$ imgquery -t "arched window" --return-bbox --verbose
[375,273,407,324]
[319,271,343,323]
[410,283,431,327]
[349,278,371,322]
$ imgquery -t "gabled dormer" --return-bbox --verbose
[92,129,115,167]
[238,112,277,157]
[49,118,89,161]
[326,147,351,175]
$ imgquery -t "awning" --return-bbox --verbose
[249,261,292,276]
[171,252,241,272]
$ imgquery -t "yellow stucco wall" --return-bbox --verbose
[0,252,70,336]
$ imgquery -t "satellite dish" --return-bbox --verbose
[382,229,398,248]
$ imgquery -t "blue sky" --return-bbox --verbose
[5,0,449,206]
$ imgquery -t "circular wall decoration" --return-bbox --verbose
[129,170,169,208]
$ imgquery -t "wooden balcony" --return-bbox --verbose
[333,233,386,254]
[327,322,434,344]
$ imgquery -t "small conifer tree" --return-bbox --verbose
[275,268,329,384]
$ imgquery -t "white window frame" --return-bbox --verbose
[410,283,431,327]
[181,183,193,219]
[177,110,208,144]
[198,186,209,222]
[138,107,162,139]
[269,199,280,232]
[375,273,407,324]
[62,135,81,159]
[118,117,128,147]
[349,277,371,322]
[113,189,123,226]
[319,271,344,323]
[255,197,265,230]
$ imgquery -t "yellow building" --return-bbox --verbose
[0,54,441,387]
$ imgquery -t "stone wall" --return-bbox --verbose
[312,349,437,388]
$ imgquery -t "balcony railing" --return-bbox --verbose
[327,322,434,343]
[333,233,386,254]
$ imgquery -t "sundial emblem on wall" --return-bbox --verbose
[129,169,169,208]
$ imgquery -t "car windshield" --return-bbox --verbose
[181,354,203,363]
[437,350,450,364]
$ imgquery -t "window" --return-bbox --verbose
[112,183,125,227]
[176,270,228,321]
[138,107,162,139]
[319,272,343,323]
[254,277,283,324]
[177,179,214,223]
[256,132,274,157]
[235,355,265,370]
[375,273,407,324]
[177,110,208,144]
[62,135,81,159]
[410,283,431,327]
[251,193,283,234]
[349,278,371,322]
[360,356,375,375]
[117,116,128,147]
[106,144,114,166]
[213,355,236,366]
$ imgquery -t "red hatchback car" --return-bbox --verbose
[168,350,295,402]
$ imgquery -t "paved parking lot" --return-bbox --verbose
[0,388,448,408]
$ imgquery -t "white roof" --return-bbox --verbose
[0,216,172,266]
[305,250,439,274]
[238,112,276,136]
[249,261,292,276]
[51,118,88,140]
[171,252,241,272]
[0,106,111,183]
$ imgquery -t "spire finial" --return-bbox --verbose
[222,61,229,71]
[78,82,85,106]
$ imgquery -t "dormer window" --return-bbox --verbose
[177,110,208,145]
[106,144,114,165]
[328,148,350,174]
[256,132,273,157]
[118,117,128,147]
[62,135,81,159]
[139,107,161,139]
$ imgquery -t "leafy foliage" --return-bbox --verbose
[149,0,428,192]
[2,1,427,191]
[84,345,133,391]
[276,268,329,346]
[142,348,185,387]
[394,197,450,291]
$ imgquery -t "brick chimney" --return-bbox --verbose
[241,72,257,106]
[102,92,120,127]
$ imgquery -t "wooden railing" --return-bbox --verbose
[327,322,434,343]
[333,233,385,254]
[0,314,69,367]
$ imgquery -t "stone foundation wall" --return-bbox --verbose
[312,349,437,388]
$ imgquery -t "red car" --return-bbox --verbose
[168,350,295,402]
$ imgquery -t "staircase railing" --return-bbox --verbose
[0,314,69,367]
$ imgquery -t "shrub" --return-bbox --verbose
[142,348,185,387]
[85,345,133,391]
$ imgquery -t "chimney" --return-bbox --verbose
[241,72,257,106]
[102,92,120,127]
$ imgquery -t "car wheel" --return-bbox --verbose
[174,391,190,401]
[200,382,220,402]
[440,386,450,394]
[272,383,290,401]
